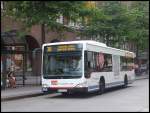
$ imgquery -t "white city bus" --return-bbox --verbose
[41,40,135,94]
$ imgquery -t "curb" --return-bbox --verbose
[135,77,149,80]
[1,92,44,102]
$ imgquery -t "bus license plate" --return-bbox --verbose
[58,89,67,92]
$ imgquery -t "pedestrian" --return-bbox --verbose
[7,71,16,88]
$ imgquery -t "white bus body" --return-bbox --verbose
[41,40,135,94]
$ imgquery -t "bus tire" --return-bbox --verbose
[98,78,105,95]
[123,75,128,88]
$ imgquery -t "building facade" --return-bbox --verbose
[1,1,83,88]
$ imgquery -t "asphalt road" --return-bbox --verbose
[1,79,149,112]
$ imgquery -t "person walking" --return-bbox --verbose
[7,70,16,88]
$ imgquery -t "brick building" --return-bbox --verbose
[1,1,84,88]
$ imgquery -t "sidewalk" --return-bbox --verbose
[1,85,44,101]
[1,74,149,101]
[135,73,149,80]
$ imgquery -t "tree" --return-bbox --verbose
[3,1,149,54]
[81,1,130,47]
[81,1,149,54]
[120,1,149,62]
[4,1,88,44]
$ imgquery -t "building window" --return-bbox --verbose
[56,15,63,24]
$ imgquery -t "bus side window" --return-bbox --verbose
[87,51,93,70]
[85,51,100,72]
[127,57,134,71]
[102,54,112,72]
[88,61,91,68]
[84,51,91,78]
[84,51,88,72]
[95,52,100,71]
[120,56,127,71]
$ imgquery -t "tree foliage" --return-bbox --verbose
[4,1,89,32]
[3,1,149,52]
[81,1,149,52]
[127,1,149,51]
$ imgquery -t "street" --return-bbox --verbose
[1,79,149,112]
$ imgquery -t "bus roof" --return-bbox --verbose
[43,40,107,47]
[43,40,135,57]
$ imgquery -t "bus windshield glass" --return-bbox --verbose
[43,44,82,79]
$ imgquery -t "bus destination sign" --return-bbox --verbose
[45,44,82,52]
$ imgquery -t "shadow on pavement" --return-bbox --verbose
[46,86,133,99]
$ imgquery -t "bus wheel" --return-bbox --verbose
[99,79,105,95]
[123,75,128,88]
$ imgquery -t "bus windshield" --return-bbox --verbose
[43,45,82,79]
